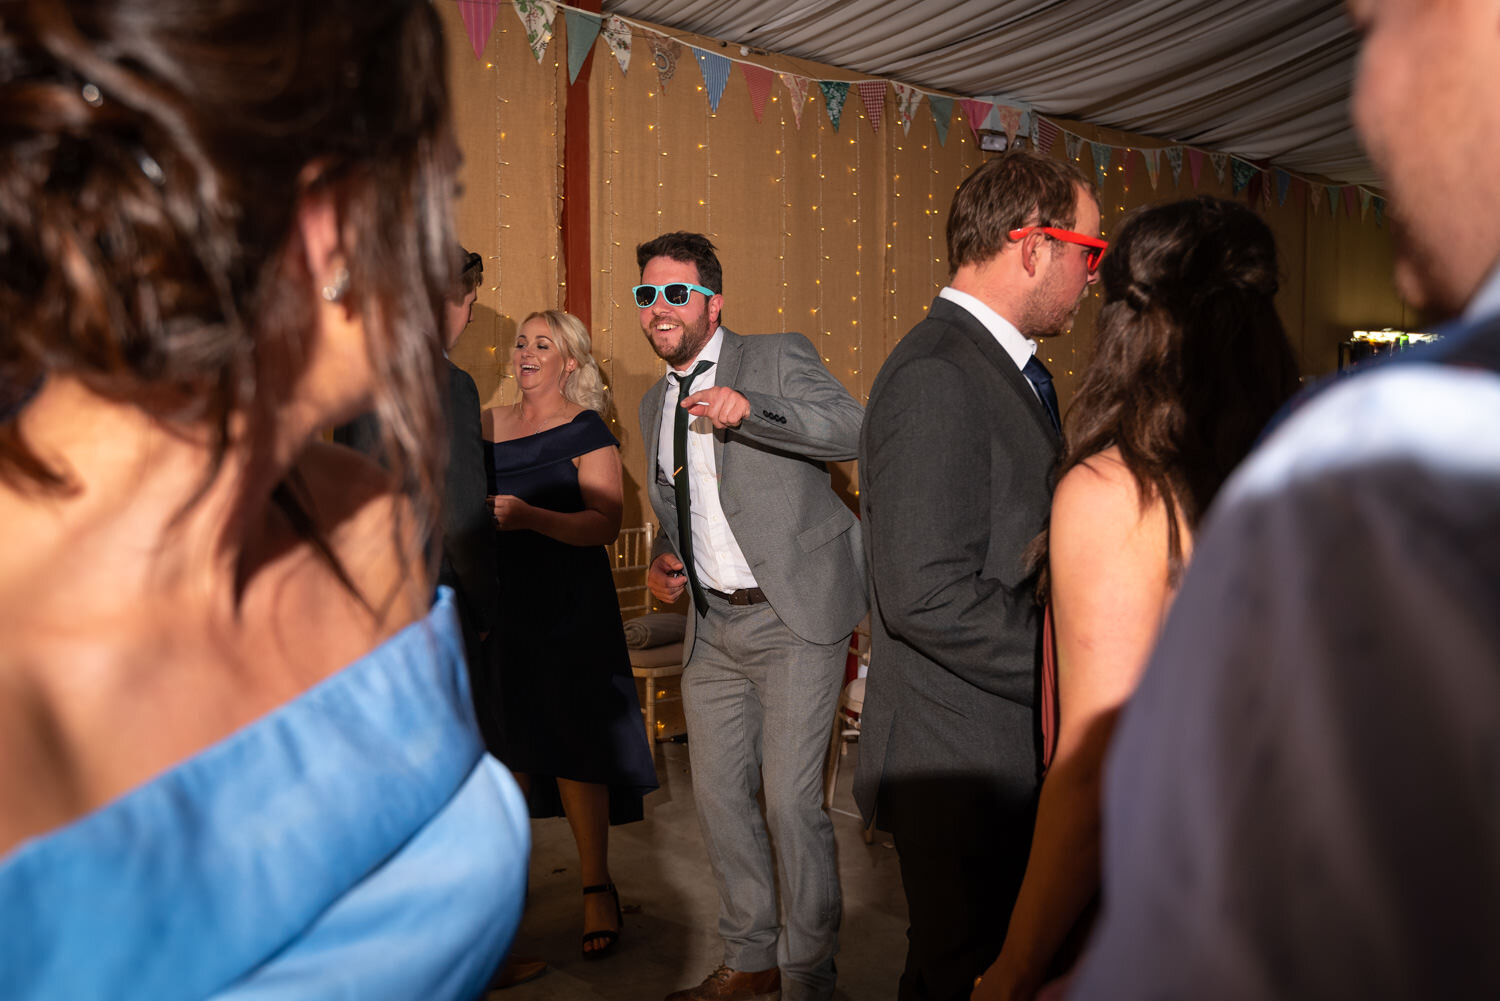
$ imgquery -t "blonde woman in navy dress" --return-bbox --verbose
[482,309,659,959]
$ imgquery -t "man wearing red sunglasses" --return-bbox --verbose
[858,151,1102,1001]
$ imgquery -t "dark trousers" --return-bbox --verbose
[883,777,1036,1001]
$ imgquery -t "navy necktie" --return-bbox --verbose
[1023,354,1061,434]
[672,360,713,614]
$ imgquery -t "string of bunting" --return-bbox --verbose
[454,0,1386,225]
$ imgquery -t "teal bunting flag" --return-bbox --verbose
[819,81,850,131]
[565,10,601,84]
[928,95,953,146]
[1089,142,1111,187]
[693,48,732,112]
[1231,158,1257,194]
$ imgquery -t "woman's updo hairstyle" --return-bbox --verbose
[0,0,458,522]
[522,310,613,417]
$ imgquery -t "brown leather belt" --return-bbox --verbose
[705,586,769,606]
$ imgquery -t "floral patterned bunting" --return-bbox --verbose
[893,83,922,135]
[601,15,631,75]
[780,73,810,128]
[648,35,680,89]
[513,0,556,63]
[819,81,850,132]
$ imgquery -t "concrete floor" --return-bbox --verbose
[489,699,910,1001]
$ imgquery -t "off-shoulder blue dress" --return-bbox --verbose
[1,587,528,1001]
[484,409,659,825]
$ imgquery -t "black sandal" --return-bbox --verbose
[581,882,623,959]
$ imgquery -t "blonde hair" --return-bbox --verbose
[521,310,611,415]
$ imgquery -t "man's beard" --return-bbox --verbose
[1022,269,1084,339]
[653,311,713,368]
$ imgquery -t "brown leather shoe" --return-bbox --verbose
[664,965,781,1001]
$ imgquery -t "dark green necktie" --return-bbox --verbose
[673,360,713,614]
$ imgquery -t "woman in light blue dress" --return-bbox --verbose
[0,1,527,998]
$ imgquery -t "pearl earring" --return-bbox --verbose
[321,265,350,303]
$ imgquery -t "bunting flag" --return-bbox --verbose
[1276,169,1292,206]
[1327,184,1340,216]
[819,81,850,132]
[780,73,810,127]
[856,81,886,133]
[928,95,954,146]
[1231,158,1256,195]
[1187,148,1203,188]
[693,48,732,111]
[649,36,680,89]
[995,105,1023,143]
[741,63,774,123]
[1164,145,1184,186]
[893,83,922,135]
[1360,187,1373,221]
[1064,132,1083,163]
[513,0,556,62]
[1089,142,1112,187]
[1142,147,1160,189]
[1018,110,1033,146]
[1035,117,1060,155]
[601,15,631,74]
[1123,149,1137,189]
[457,0,500,61]
[1309,183,1325,214]
[1373,196,1385,227]
[1210,152,1228,184]
[1262,169,1274,209]
[960,98,994,142]
[564,9,600,84]
[1343,185,1359,219]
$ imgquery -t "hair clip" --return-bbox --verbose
[81,82,103,107]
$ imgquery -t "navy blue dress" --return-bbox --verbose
[485,410,659,824]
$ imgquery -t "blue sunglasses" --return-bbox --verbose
[632,282,717,308]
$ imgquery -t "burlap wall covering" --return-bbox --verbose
[439,3,1411,529]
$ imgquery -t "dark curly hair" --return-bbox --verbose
[0,0,458,557]
[1034,197,1301,593]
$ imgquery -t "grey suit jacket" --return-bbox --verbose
[854,296,1060,826]
[638,327,867,655]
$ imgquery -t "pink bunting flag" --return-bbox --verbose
[856,81,886,134]
[741,64,774,123]
[959,98,993,142]
[995,105,1022,143]
[1343,185,1359,219]
[458,0,501,61]
[1187,148,1205,188]
[780,73,810,128]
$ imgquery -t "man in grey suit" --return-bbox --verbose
[635,232,866,1001]
[856,153,1101,1001]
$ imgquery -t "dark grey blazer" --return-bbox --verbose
[638,327,868,655]
[854,296,1060,827]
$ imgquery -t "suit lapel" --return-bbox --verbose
[930,297,1059,443]
[642,373,671,511]
[711,328,744,475]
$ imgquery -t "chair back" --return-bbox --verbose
[608,524,655,620]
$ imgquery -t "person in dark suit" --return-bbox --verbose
[635,232,866,1001]
[335,248,499,676]
[855,152,1101,1001]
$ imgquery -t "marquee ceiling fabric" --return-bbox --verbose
[601,0,1375,185]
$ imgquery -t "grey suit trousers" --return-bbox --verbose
[683,592,846,1001]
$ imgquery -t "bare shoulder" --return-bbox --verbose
[1051,447,1167,557]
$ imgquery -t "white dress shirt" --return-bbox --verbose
[656,326,758,592]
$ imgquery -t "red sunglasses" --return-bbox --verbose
[1007,226,1109,273]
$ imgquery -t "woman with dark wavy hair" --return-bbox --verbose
[0,2,527,998]
[973,197,1301,1001]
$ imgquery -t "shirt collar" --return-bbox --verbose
[671,325,725,378]
[938,287,1037,370]
[1463,259,1500,323]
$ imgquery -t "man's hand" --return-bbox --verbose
[648,552,689,603]
[488,494,531,531]
[681,386,750,429]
